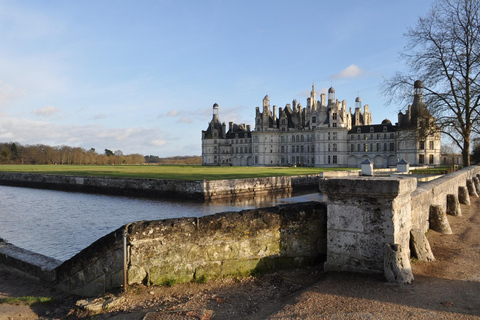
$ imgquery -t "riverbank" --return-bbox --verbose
[2,194,479,319]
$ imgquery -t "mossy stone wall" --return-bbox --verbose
[126,202,327,286]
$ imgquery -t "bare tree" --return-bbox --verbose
[383,0,480,166]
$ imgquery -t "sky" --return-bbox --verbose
[0,0,436,157]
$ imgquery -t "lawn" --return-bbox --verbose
[0,165,357,180]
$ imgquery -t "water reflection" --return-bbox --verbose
[0,185,322,262]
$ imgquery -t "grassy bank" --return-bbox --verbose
[0,164,356,180]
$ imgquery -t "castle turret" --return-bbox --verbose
[364,105,372,125]
[213,103,219,122]
[263,95,270,113]
[310,84,317,110]
[328,87,335,105]
[355,96,362,110]
[412,80,427,118]
[320,93,326,108]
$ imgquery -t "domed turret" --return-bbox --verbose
[328,86,335,103]
[212,103,219,121]
[355,96,362,109]
[381,119,392,125]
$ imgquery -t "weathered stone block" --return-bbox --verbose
[148,265,194,286]
[127,265,147,285]
[467,179,478,197]
[410,228,435,262]
[429,205,452,234]
[474,177,480,193]
[327,204,364,232]
[193,261,222,280]
[446,194,462,216]
[83,260,104,284]
[458,186,470,205]
[71,275,106,297]
[221,259,261,277]
[108,269,124,290]
[384,243,414,284]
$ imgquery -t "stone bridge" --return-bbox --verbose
[0,166,479,296]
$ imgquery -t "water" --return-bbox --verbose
[0,185,323,262]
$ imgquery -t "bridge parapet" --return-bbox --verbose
[320,177,417,274]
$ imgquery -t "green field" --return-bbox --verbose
[0,165,357,180]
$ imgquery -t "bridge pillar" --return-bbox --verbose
[319,177,417,274]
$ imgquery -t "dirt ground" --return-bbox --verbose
[1,196,480,320]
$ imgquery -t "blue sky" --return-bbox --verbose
[0,0,435,157]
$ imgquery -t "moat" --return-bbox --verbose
[0,185,323,262]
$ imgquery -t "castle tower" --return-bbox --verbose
[412,80,428,118]
[263,95,270,113]
[328,87,335,105]
[363,105,372,125]
[355,96,362,110]
[212,103,219,122]
[310,84,317,110]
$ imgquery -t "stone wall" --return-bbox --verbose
[411,166,480,232]
[318,166,480,275]
[203,176,293,200]
[0,172,317,201]
[126,202,326,286]
[0,172,205,199]
[1,202,326,297]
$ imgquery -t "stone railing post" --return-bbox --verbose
[467,179,478,197]
[319,177,417,274]
[458,186,470,205]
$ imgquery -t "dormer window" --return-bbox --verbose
[383,126,387,132]
[357,128,361,133]
[370,127,374,133]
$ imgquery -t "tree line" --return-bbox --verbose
[144,155,201,165]
[0,143,145,165]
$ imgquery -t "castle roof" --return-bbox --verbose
[348,123,397,134]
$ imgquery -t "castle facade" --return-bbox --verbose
[202,81,441,168]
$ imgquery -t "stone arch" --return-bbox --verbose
[387,155,397,167]
[348,155,358,168]
[374,155,384,168]
[232,156,240,166]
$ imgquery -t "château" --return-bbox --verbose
[202,81,441,167]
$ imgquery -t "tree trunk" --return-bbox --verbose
[463,138,471,167]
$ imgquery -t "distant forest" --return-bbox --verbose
[144,155,201,165]
[0,142,201,165]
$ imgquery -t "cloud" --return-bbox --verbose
[0,117,171,154]
[0,82,25,106]
[149,139,167,146]
[89,113,108,120]
[179,117,193,124]
[167,110,179,117]
[329,64,366,80]
[33,106,61,116]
